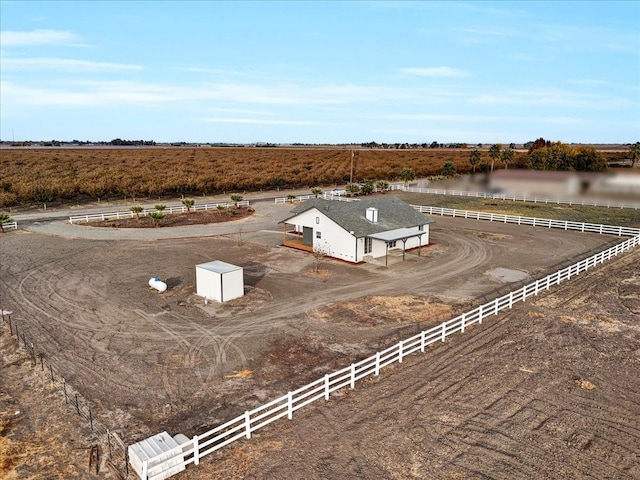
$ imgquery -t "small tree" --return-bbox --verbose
[155,204,166,212]
[149,211,165,227]
[345,182,361,196]
[488,144,502,172]
[311,187,323,198]
[287,193,296,203]
[469,149,482,175]
[441,161,457,177]
[360,179,374,195]
[181,198,195,213]
[312,241,331,273]
[375,180,389,192]
[130,205,144,220]
[629,141,640,168]
[501,147,515,170]
[0,212,13,233]
[399,167,415,187]
[230,193,243,207]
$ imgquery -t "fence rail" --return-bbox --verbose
[275,193,358,204]
[390,184,640,210]
[411,205,640,237]
[68,200,250,224]
[135,224,640,478]
[1,221,18,230]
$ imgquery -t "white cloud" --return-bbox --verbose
[0,29,83,47]
[401,67,470,77]
[2,57,143,72]
[467,89,634,109]
[199,117,325,126]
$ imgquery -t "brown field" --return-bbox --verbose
[0,146,628,208]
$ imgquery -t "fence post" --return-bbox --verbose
[522,285,527,302]
[461,313,466,333]
[494,297,500,315]
[441,322,446,342]
[193,435,199,465]
[375,352,380,376]
[107,429,113,458]
[324,374,330,400]
[350,363,356,388]
[287,392,293,420]
[244,411,251,439]
[478,304,483,324]
[420,331,425,352]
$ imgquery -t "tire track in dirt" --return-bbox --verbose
[221,251,640,480]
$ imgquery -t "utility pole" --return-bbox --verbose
[350,150,354,183]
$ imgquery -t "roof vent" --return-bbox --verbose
[366,207,378,223]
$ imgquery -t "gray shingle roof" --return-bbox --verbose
[280,196,434,237]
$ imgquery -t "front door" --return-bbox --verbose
[303,226,313,245]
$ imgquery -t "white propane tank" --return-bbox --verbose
[149,277,167,293]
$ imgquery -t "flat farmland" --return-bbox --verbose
[2,145,629,208]
[2,194,637,479]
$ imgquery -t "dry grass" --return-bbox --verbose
[575,379,596,390]
[311,295,453,327]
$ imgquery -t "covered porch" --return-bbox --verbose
[281,223,315,253]
[368,227,427,267]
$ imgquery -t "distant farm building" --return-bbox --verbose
[280,196,434,265]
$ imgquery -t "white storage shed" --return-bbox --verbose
[196,260,244,303]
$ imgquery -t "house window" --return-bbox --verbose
[364,237,373,254]
[316,216,320,224]
[418,225,424,231]
[388,240,397,248]
[316,231,322,239]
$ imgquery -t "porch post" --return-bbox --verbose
[385,241,389,267]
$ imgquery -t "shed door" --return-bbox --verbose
[303,226,313,245]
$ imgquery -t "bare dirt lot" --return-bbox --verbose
[1,199,637,479]
[201,248,640,480]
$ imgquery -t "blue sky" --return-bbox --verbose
[1,1,638,144]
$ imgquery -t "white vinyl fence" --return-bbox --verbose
[391,184,640,210]
[133,213,640,479]
[1,221,18,231]
[275,193,358,204]
[68,201,250,224]
[411,205,640,237]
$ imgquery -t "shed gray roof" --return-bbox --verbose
[280,196,434,237]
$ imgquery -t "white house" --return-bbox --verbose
[280,196,434,265]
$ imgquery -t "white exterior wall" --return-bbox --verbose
[289,208,358,262]
[196,266,244,302]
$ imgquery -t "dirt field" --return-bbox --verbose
[201,248,640,480]
[0,198,637,479]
